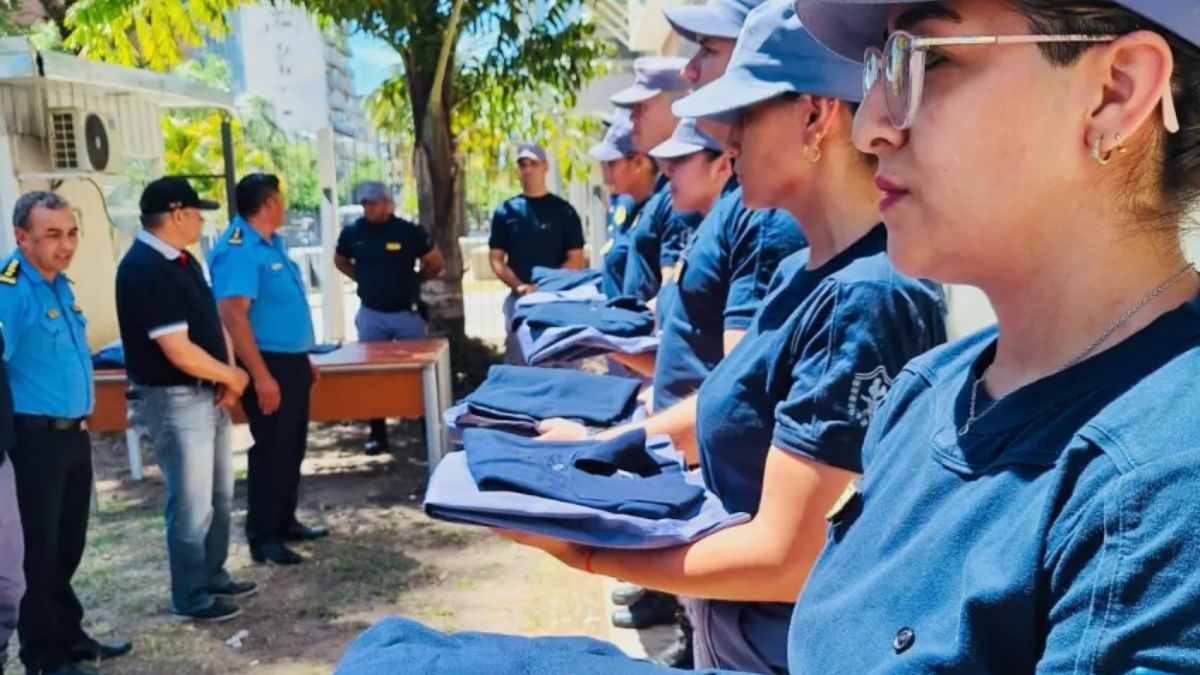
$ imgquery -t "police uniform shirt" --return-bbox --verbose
[116,229,229,386]
[690,226,946,670]
[0,251,93,418]
[790,297,1200,673]
[336,215,434,313]
[619,175,703,302]
[207,217,316,354]
[652,182,807,412]
[489,194,585,285]
[600,194,643,299]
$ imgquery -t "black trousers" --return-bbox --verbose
[8,424,92,671]
[241,352,312,548]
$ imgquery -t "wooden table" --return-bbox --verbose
[90,339,453,480]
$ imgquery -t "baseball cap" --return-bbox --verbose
[792,0,1200,61]
[355,181,391,203]
[664,0,768,43]
[517,143,548,163]
[611,56,691,108]
[672,0,862,122]
[139,177,220,215]
[649,119,724,159]
[590,115,638,161]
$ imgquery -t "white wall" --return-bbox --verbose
[236,3,333,136]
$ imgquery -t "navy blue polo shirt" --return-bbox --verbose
[601,194,643,298]
[653,182,807,411]
[620,175,703,302]
[116,230,229,386]
[791,297,1200,673]
[336,215,434,312]
[489,193,585,285]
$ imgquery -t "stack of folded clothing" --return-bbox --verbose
[424,428,750,549]
[512,297,660,366]
[336,616,731,675]
[530,266,603,293]
[444,365,643,439]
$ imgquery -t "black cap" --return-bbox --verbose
[139,177,220,215]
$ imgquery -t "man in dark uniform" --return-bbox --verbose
[488,143,586,364]
[0,326,24,673]
[209,174,327,567]
[0,192,131,675]
[335,181,444,455]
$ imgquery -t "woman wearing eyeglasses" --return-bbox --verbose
[783,0,1200,671]
[502,2,946,671]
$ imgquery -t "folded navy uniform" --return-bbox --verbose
[336,616,740,674]
[444,365,643,438]
[511,297,659,365]
[425,447,749,548]
[530,266,602,293]
[464,428,704,519]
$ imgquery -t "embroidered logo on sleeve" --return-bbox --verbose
[847,366,893,426]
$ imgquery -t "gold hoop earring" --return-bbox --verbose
[804,145,822,164]
[1091,133,1127,166]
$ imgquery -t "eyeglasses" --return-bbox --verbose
[863,30,1181,133]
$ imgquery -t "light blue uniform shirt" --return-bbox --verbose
[207,217,315,354]
[0,250,93,417]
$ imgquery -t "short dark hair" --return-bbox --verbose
[13,191,69,231]
[1013,0,1200,228]
[235,173,282,218]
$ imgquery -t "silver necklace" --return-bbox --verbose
[959,263,1197,436]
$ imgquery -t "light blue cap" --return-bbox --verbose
[611,56,691,108]
[590,115,638,161]
[649,119,724,159]
[672,0,862,121]
[355,181,389,203]
[663,0,768,43]
[793,0,1200,60]
[516,143,547,162]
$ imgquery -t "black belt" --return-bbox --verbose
[126,380,216,398]
[14,415,87,432]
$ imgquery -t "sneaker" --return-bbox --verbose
[209,579,258,599]
[174,598,242,623]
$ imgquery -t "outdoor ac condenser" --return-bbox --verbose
[47,108,123,174]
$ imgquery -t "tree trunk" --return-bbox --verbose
[408,59,465,338]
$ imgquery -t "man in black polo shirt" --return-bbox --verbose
[116,177,256,623]
[335,181,444,455]
[0,327,23,673]
[488,143,586,364]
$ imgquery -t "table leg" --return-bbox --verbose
[125,427,143,481]
[422,363,443,471]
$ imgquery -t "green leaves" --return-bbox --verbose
[63,0,238,71]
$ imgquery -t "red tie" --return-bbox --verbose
[176,251,190,268]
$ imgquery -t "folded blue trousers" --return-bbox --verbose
[465,365,641,427]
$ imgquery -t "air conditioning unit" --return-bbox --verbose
[48,109,123,174]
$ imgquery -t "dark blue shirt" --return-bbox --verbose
[0,251,93,418]
[489,193,585,285]
[601,194,643,298]
[620,175,702,302]
[690,226,946,671]
[336,215,434,312]
[791,299,1200,673]
[653,184,807,411]
[116,230,229,386]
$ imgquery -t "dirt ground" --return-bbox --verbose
[4,420,608,674]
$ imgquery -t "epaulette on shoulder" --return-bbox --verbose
[228,227,244,246]
[0,258,20,285]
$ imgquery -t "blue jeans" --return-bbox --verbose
[129,385,233,614]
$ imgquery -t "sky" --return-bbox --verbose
[348,31,402,97]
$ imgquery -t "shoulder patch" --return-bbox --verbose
[614,204,628,226]
[0,258,19,285]
[229,227,244,246]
